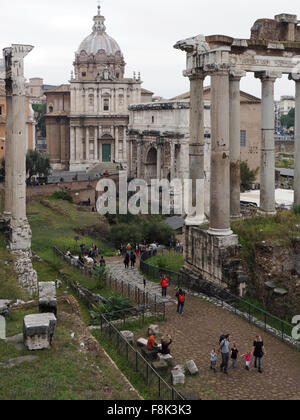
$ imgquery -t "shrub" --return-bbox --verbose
[52,191,73,203]
[90,295,132,320]
[292,204,300,215]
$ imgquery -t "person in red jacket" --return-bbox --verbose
[160,274,168,297]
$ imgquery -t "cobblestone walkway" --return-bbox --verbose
[106,261,175,303]
[107,259,300,400]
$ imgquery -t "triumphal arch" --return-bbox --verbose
[175,14,300,290]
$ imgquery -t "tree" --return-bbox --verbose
[280,108,295,130]
[32,103,46,138]
[240,162,259,191]
[26,150,51,181]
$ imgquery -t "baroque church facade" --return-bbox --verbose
[46,6,152,171]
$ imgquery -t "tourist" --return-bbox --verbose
[147,334,159,354]
[176,288,185,315]
[220,334,231,374]
[66,248,72,257]
[231,344,239,371]
[135,244,139,257]
[160,274,168,297]
[124,253,130,269]
[241,351,252,371]
[210,349,217,372]
[100,256,106,267]
[80,243,85,254]
[78,254,85,266]
[126,243,132,254]
[159,335,173,355]
[151,242,158,256]
[253,335,266,373]
[130,252,136,268]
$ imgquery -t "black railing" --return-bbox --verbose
[53,246,165,317]
[99,311,184,401]
[140,251,300,352]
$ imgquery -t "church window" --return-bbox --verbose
[82,72,87,77]
[103,98,110,111]
[152,116,155,124]
[240,130,246,147]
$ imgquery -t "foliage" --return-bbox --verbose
[52,191,73,203]
[292,204,300,215]
[240,161,259,191]
[147,252,184,273]
[32,103,47,138]
[91,265,107,285]
[91,295,132,319]
[280,108,295,129]
[26,150,51,180]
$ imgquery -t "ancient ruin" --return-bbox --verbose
[175,14,300,287]
[0,45,38,295]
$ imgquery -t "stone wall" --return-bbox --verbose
[184,226,247,296]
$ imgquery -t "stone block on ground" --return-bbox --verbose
[147,324,159,336]
[137,338,148,348]
[152,360,168,375]
[38,282,57,316]
[185,360,199,375]
[141,347,158,361]
[120,330,134,345]
[0,300,12,317]
[23,313,57,351]
[157,353,174,366]
[171,368,185,385]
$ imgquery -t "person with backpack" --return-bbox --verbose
[160,274,168,297]
[124,253,130,269]
[176,288,185,315]
[219,334,231,374]
[253,335,266,373]
[130,252,136,269]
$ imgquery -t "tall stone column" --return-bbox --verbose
[115,126,119,162]
[3,45,34,250]
[208,68,232,236]
[156,137,163,180]
[94,127,98,160]
[185,71,206,226]
[137,135,143,178]
[70,126,76,162]
[290,73,300,205]
[127,136,132,177]
[170,141,175,180]
[123,126,127,161]
[229,71,245,218]
[255,71,281,213]
[85,127,89,161]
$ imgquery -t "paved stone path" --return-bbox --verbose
[107,259,300,400]
[106,261,175,304]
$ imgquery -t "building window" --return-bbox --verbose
[152,116,155,124]
[240,130,246,147]
[49,105,53,113]
[0,106,2,115]
[103,98,109,111]
[89,94,94,107]
[82,72,86,77]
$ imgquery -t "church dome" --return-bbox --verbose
[77,6,122,57]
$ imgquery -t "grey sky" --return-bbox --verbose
[1,0,299,100]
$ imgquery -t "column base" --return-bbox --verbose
[230,214,242,219]
[258,209,277,216]
[185,215,207,226]
[207,228,233,236]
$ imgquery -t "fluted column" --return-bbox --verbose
[115,126,119,162]
[208,68,232,236]
[185,70,206,225]
[123,126,127,161]
[94,127,98,160]
[170,141,175,181]
[290,73,300,205]
[137,136,143,178]
[85,127,89,161]
[229,71,245,218]
[255,71,282,213]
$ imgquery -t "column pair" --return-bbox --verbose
[255,71,282,213]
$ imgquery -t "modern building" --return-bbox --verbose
[45,6,152,171]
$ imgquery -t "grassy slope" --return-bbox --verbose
[0,299,139,400]
[147,252,184,273]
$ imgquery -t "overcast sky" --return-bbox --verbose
[1,0,299,100]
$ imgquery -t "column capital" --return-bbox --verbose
[204,62,231,76]
[229,69,246,81]
[185,69,206,81]
[255,71,282,82]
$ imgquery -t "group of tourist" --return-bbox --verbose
[169,237,183,253]
[210,334,266,375]
[65,244,106,269]
[147,333,173,356]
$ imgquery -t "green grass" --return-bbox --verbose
[147,252,184,273]
[0,301,140,400]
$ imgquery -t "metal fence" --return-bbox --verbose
[140,251,300,352]
[99,311,184,401]
[53,246,165,317]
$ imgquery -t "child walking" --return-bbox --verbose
[241,351,251,371]
[210,349,217,372]
[231,344,239,371]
